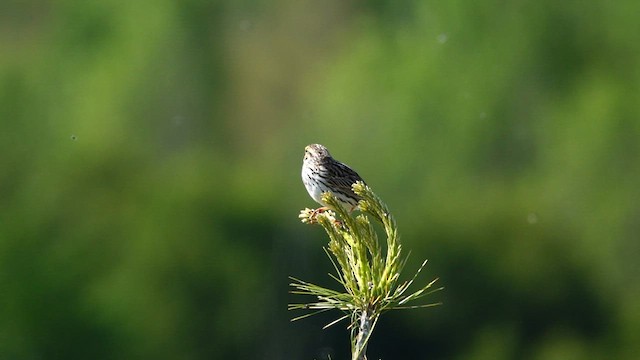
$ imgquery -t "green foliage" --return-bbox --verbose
[1,0,639,359]
[290,183,441,359]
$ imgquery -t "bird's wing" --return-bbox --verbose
[326,161,365,195]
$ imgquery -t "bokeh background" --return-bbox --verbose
[2,1,639,359]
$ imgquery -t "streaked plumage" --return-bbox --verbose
[302,144,365,210]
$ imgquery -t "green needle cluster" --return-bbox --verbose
[290,182,442,360]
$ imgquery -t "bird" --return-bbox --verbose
[302,144,366,212]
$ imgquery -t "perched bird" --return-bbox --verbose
[302,144,365,211]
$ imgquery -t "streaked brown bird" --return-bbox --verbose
[302,144,365,211]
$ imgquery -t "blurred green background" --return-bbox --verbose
[1,0,639,359]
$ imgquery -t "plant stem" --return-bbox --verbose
[353,308,376,360]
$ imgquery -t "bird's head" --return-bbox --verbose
[304,144,331,163]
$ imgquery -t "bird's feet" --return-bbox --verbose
[300,207,345,229]
[299,207,329,224]
[309,206,329,219]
